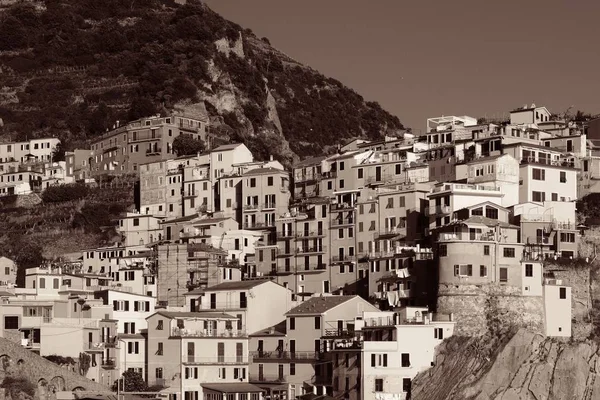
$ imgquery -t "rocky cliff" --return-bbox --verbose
[0,0,404,164]
[412,329,600,400]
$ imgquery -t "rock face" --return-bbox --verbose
[412,329,600,400]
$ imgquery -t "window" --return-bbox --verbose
[289,317,295,330]
[532,191,545,202]
[339,179,344,189]
[395,164,402,174]
[157,320,163,330]
[133,218,140,226]
[314,317,321,329]
[552,193,558,201]
[401,353,410,367]
[53,278,59,289]
[439,244,447,257]
[484,245,490,256]
[485,207,498,220]
[559,287,567,299]
[471,207,483,216]
[560,233,576,243]
[157,342,163,355]
[399,196,405,207]
[525,264,533,277]
[250,178,256,187]
[453,264,473,277]
[338,229,344,239]
[434,328,444,339]
[357,168,363,179]
[560,171,567,183]
[386,198,394,209]
[4,316,18,330]
[339,162,345,171]
[290,363,296,375]
[156,368,163,379]
[503,248,515,258]
[532,168,545,181]
[499,267,508,283]
[40,278,45,289]
[375,379,383,392]
[480,265,487,277]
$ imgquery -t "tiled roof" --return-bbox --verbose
[159,214,199,224]
[201,383,265,393]
[286,295,357,316]
[213,143,242,151]
[294,156,327,168]
[186,280,270,295]
[192,217,230,226]
[249,320,287,337]
[152,311,237,319]
[242,167,286,176]
[116,333,145,339]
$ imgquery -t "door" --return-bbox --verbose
[210,294,216,309]
[239,292,247,308]
[257,340,264,356]
[166,226,172,241]
[217,342,224,362]
[376,166,382,182]
[258,364,264,381]
[277,339,284,357]
[187,342,195,363]
[289,340,296,357]
[236,343,243,363]
[337,320,344,335]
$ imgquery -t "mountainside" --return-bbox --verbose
[412,329,600,400]
[0,0,404,164]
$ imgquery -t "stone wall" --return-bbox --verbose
[0,337,109,396]
[437,284,544,336]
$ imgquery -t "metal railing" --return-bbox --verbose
[171,327,247,338]
[331,255,356,262]
[183,356,248,364]
[331,218,354,227]
[195,301,248,310]
[250,351,319,361]
[249,374,286,383]
[295,231,324,238]
[262,203,277,210]
[437,232,496,242]
[244,204,259,211]
[101,358,116,368]
[296,246,326,254]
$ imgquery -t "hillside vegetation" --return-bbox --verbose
[0,0,404,164]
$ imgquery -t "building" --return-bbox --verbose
[65,149,93,181]
[250,295,378,399]
[90,114,207,176]
[117,213,164,247]
[542,278,572,337]
[242,167,291,230]
[0,257,16,286]
[509,104,551,126]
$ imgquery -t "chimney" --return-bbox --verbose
[269,155,273,161]
[116,120,120,127]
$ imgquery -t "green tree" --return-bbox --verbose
[172,134,206,156]
[51,142,66,162]
[12,240,44,287]
[112,370,148,393]
[1,376,36,398]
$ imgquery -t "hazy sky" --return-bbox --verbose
[204,0,600,133]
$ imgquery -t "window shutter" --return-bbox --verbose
[124,301,129,311]
[383,354,388,367]
[146,301,150,311]
[135,342,139,354]
[467,265,473,276]
[454,265,459,276]
[194,368,198,379]
[134,302,139,312]
[185,368,189,379]
[371,354,376,367]
[113,300,118,311]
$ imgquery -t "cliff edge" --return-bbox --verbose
[412,328,600,400]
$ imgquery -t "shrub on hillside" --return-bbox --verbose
[42,183,89,203]
[1,376,36,398]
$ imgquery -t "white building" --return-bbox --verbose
[543,278,572,337]
[94,289,156,334]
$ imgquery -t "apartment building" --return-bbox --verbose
[328,307,455,400]
[518,156,578,204]
[0,138,60,164]
[185,280,295,335]
[293,156,330,199]
[427,182,504,230]
[242,167,291,230]
[156,243,230,307]
[457,154,520,207]
[65,149,93,181]
[93,289,156,334]
[509,104,551,126]
[90,114,207,176]
[146,310,263,400]
[0,257,16,286]
[255,295,379,398]
[118,213,164,246]
[542,277,572,337]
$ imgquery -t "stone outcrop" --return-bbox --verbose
[412,329,600,400]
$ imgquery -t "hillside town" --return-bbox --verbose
[1,104,600,400]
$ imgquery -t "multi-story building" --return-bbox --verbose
[542,277,572,337]
[250,295,378,399]
[117,212,164,246]
[242,167,291,230]
[509,104,552,126]
[0,256,16,286]
[146,310,265,400]
[90,114,207,176]
[0,138,60,165]
[65,149,93,181]
[93,289,156,335]
[184,280,295,335]
[327,307,455,400]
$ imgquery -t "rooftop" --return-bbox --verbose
[201,383,264,393]
[159,213,199,225]
[249,320,287,337]
[186,280,269,295]
[152,311,237,320]
[294,156,328,169]
[440,216,517,229]
[213,143,243,152]
[242,167,286,176]
[286,295,357,316]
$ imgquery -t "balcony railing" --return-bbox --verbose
[324,329,355,337]
[331,255,356,263]
[243,222,275,229]
[277,231,295,239]
[296,246,326,254]
[262,203,277,210]
[519,157,575,168]
[331,218,354,227]
[84,342,106,351]
[375,227,405,239]
[437,232,496,242]
[101,358,116,369]
[249,374,286,383]
[295,231,325,238]
[525,236,551,245]
[244,204,259,211]
[195,301,248,310]
[374,289,412,299]
[183,356,248,365]
[171,327,247,338]
[250,351,319,361]
[429,204,450,215]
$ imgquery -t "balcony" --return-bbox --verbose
[298,264,327,273]
[183,356,247,365]
[296,246,326,254]
[437,232,496,242]
[374,289,412,299]
[244,204,259,212]
[332,203,355,211]
[243,222,275,230]
[294,172,321,183]
[429,204,450,215]
[84,342,106,352]
[295,231,325,239]
[525,236,551,245]
[331,218,354,227]
[196,301,248,311]
[323,329,355,338]
[262,203,277,210]
[146,149,161,156]
[519,156,575,168]
[277,231,295,240]
[183,190,200,198]
[331,255,356,263]
[249,374,286,383]
[375,227,405,239]
[171,327,247,338]
[101,357,117,369]
[250,351,319,363]
[269,266,293,276]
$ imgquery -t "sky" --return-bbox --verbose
[204,0,600,133]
